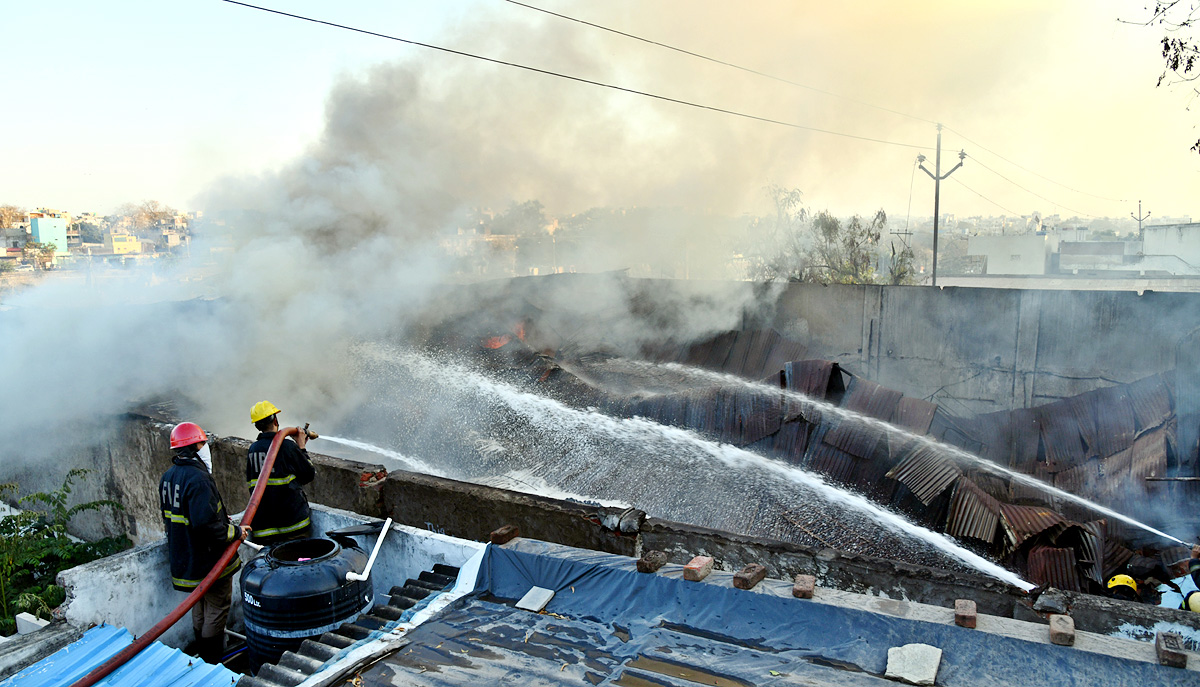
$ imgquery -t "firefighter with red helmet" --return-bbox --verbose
[159,422,250,663]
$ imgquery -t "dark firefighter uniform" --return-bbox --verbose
[159,449,241,659]
[246,431,315,543]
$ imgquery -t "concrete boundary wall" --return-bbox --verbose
[482,276,1200,413]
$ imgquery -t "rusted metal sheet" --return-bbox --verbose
[1027,545,1084,592]
[1067,391,1100,460]
[805,440,860,484]
[966,469,1011,503]
[771,419,810,462]
[1092,385,1137,459]
[1102,539,1135,582]
[1008,464,1056,506]
[945,477,1001,544]
[782,360,836,398]
[823,377,902,458]
[1127,372,1172,432]
[1055,462,1099,500]
[1035,402,1085,472]
[885,444,961,505]
[1075,520,1106,585]
[894,396,937,435]
[1130,426,1169,481]
[999,503,1066,548]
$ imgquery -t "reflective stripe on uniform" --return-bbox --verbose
[171,557,241,589]
[246,474,297,488]
[251,516,311,538]
[163,510,190,525]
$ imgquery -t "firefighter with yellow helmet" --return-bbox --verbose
[245,400,316,544]
[1106,574,1140,603]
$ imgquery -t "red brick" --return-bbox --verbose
[489,524,519,545]
[792,574,816,599]
[683,556,714,581]
[733,564,767,590]
[954,599,977,629]
[1156,631,1188,669]
[1048,614,1074,646]
[637,550,668,573]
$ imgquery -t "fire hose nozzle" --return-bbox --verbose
[302,422,319,440]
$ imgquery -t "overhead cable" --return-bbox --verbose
[504,1,1124,209]
[947,177,1020,216]
[220,0,934,150]
[969,157,1096,218]
[504,0,938,126]
[943,126,1127,203]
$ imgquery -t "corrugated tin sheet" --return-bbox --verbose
[885,445,962,506]
[893,397,937,435]
[1077,520,1106,585]
[1127,372,1172,432]
[1130,426,1169,481]
[1027,545,1084,592]
[674,329,807,380]
[1035,402,1085,472]
[805,439,861,485]
[1102,539,1135,582]
[945,477,1001,544]
[781,360,836,399]
[1092,385,1137,459]
[823,378,902,458]
[999,503,1066,548]
[1067,392,1100,460]
[0,624,237,687]
[1055,462,1099,500]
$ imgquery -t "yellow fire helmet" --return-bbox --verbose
[250,400,282,424]
[1107,574,1138,593]
[1185,591,1200,613]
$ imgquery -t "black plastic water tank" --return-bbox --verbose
[240,537,372,669]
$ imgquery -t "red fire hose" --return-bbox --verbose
[71,427,300,687]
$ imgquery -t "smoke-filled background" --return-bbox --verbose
[1,1,1196,540]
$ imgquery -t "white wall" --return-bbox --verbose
[57,503,484,648]
[967,234,1049,275]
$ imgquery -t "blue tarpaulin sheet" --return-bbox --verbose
[457,540,1198,687]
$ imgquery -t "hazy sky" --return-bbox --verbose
[3,0,1198,222]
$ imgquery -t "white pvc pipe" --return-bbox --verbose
[240,539,264,552]
[346,517,392,582]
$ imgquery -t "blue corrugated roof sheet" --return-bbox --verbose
[0,624,238,687]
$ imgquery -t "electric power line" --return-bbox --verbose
[220,0,934,151]
[503,0,1127,211]
[943,126,1128,203]
[947,176,1020,216]
[969,157,1096,218]
[503,0,938,126]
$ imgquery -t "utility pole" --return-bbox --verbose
[918,124,966,287]
[1131,200,1150,241]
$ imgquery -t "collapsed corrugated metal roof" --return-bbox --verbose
[885,445,961,506]
[0,625,237,687]
[1027,545,1084,592]
[945,477,1002,544]
[999,504,1067,550]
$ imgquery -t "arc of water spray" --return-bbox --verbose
[608,359,1186,547]
[322,435,443,476]
[364,344,1034,591]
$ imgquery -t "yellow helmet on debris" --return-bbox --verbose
[250,400,281,424]
[1106,575,1138,593]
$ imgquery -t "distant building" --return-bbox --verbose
[966,234,1051,275]
[29,211,70,259]
[104,232,142,255]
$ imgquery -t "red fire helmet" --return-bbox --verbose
[170,422,208,449]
